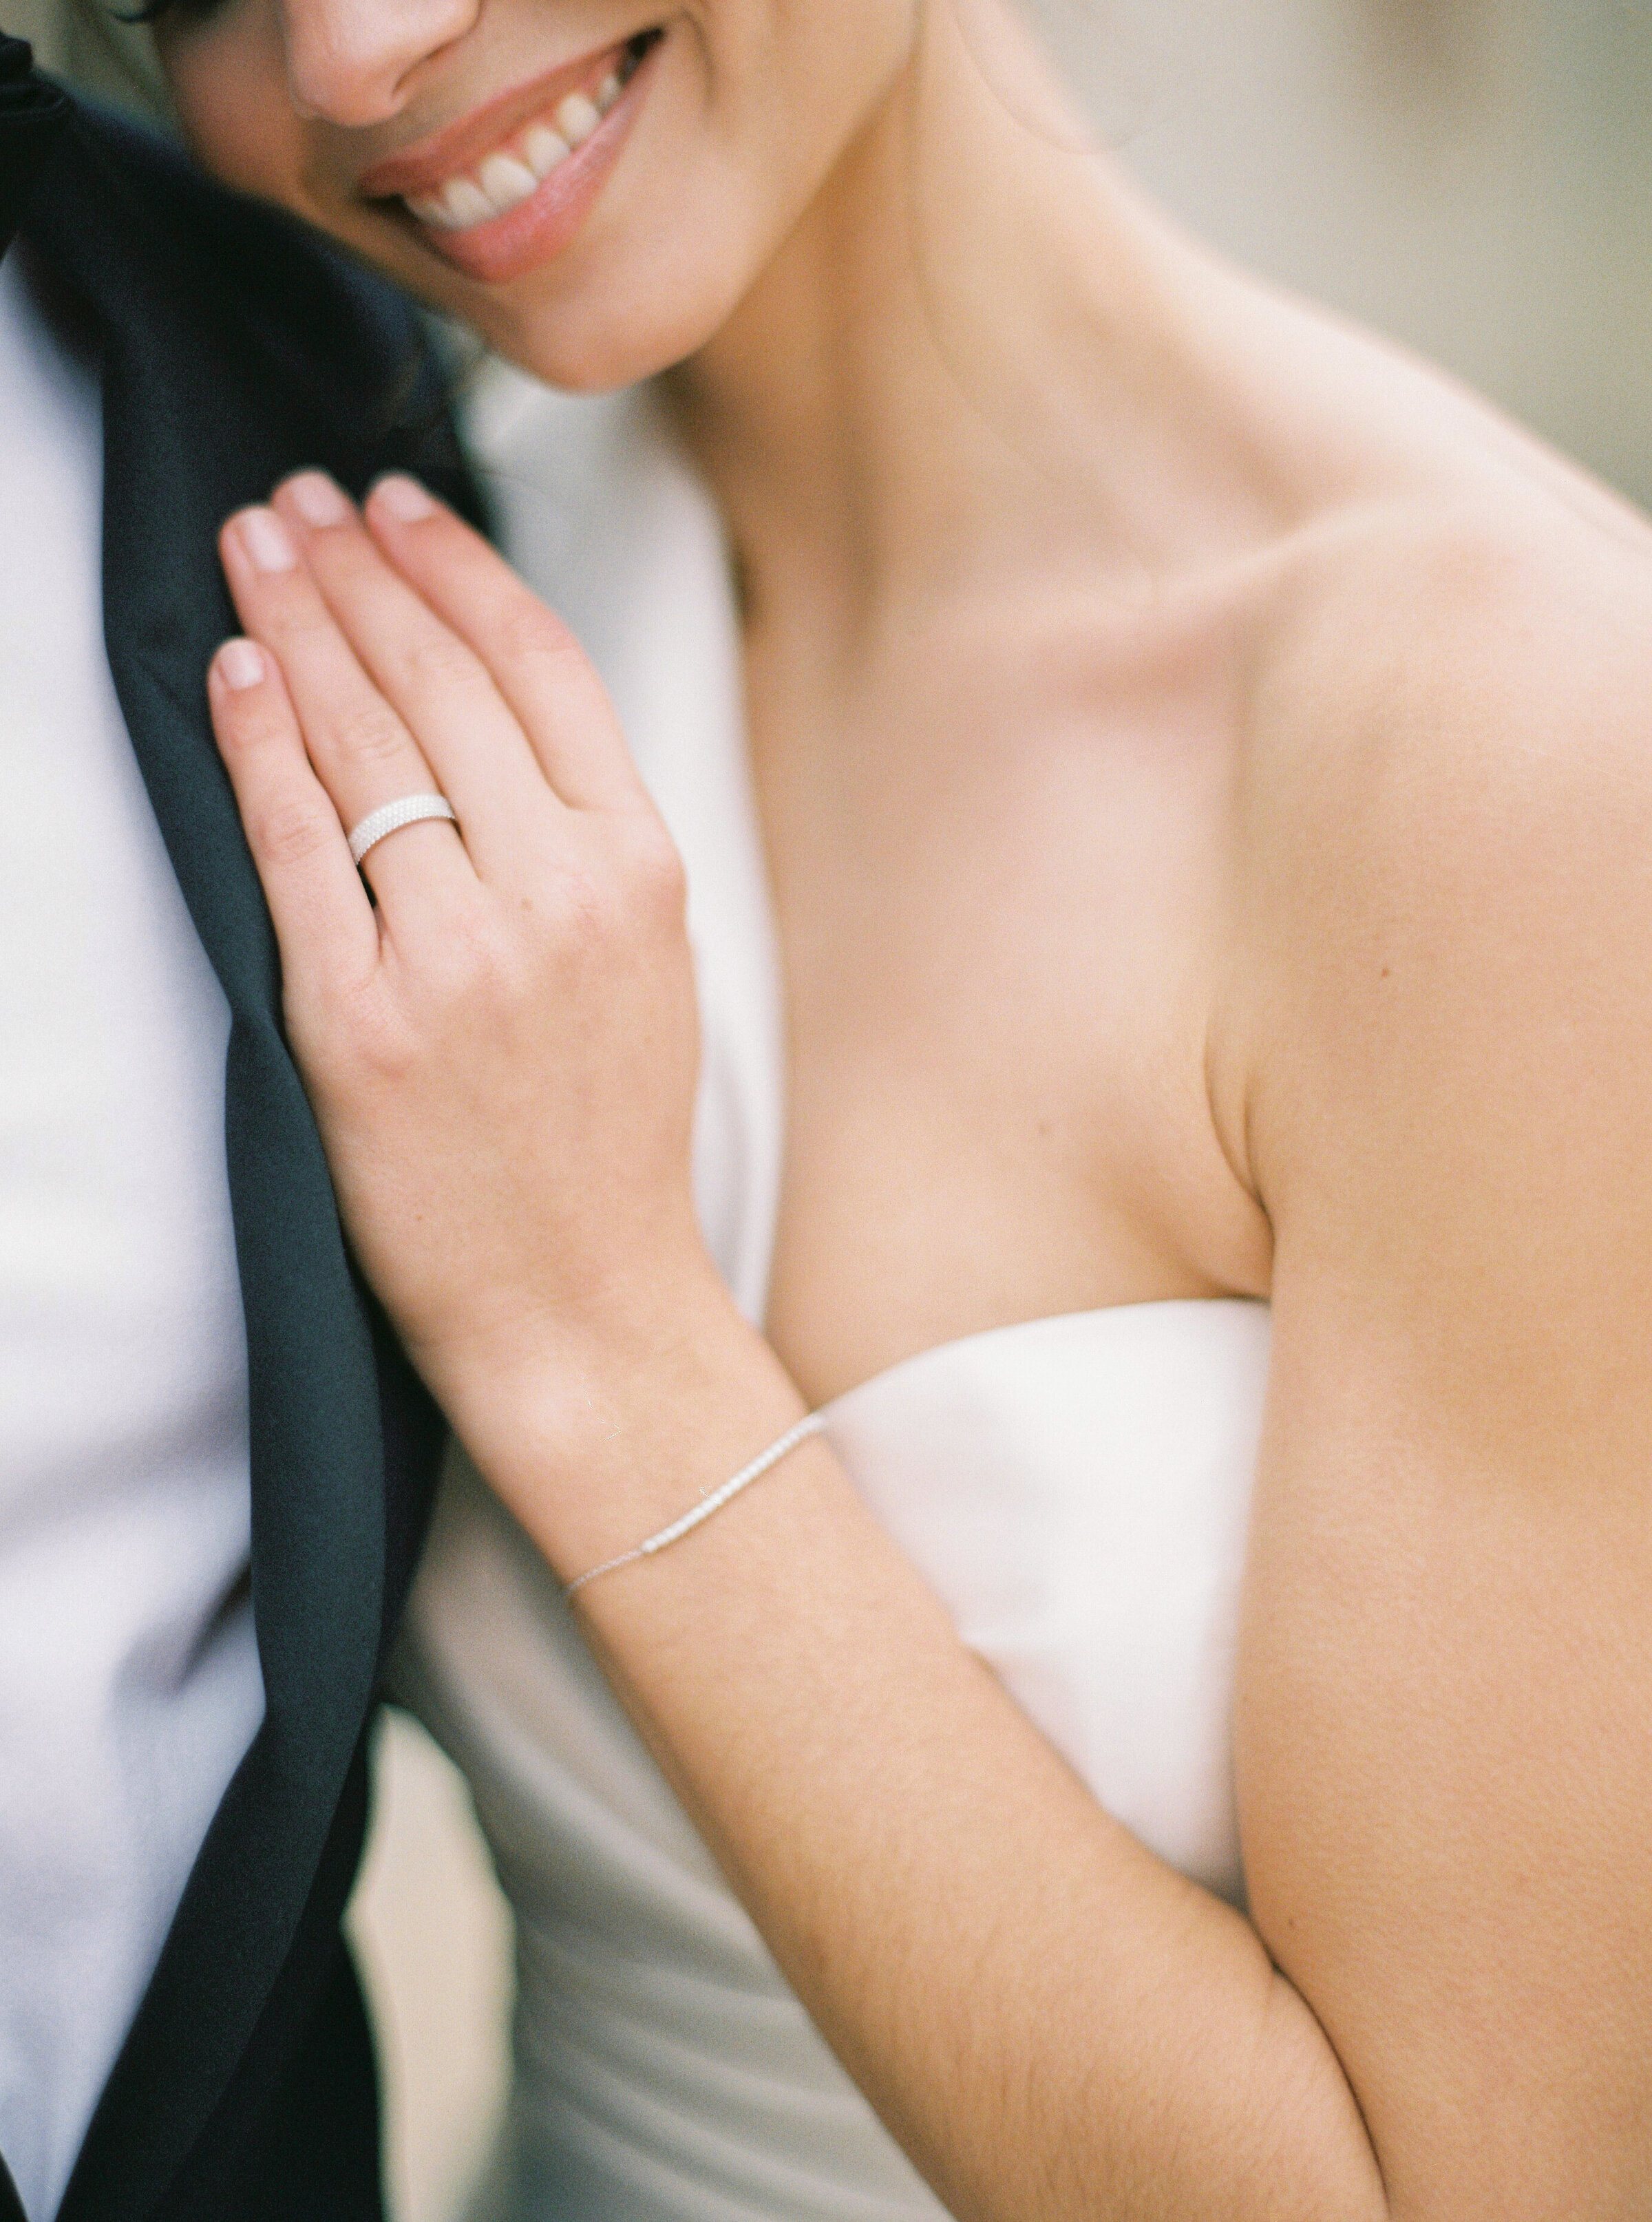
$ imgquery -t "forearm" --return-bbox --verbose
[474,1311,1389,2222]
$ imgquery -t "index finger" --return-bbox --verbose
[362,475,649,814]
[205,635,379,997]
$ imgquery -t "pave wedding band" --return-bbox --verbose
[346,792,458,867]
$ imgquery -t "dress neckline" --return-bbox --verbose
[821,1295,1269,1419]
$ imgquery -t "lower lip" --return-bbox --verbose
[394,34,662,286]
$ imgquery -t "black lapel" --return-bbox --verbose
[0,33,69,257]
[14,98,464,2222]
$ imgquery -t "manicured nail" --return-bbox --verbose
[236,507,297,573]
[370,474,437,523]
[216,639,266,691]
[284,469,352,527]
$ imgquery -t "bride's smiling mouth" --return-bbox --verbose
[358,28,666,285]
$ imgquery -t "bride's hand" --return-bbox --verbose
[207,469,732,1482]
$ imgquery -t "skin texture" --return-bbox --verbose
[159,0,1652,2210]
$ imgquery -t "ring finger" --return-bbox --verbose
[221,505,471,911]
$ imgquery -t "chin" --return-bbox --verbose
[485,308,697,394]
[482,259,754,393]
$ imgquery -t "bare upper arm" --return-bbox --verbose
[1229,512,1652,2219]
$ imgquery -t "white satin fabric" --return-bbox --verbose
[395,366,1271,2221]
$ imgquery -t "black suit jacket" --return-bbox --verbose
[1,36,480,2222]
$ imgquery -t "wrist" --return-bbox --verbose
[437,1262,809,1584]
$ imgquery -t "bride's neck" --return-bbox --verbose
[661,0,1266,659]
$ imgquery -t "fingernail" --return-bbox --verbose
[371,474,436,523]
[217,638,266,691]
[236,507,297,573]
[284,469,352,528]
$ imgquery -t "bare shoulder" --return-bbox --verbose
[1243,484,1652,933]
[1222,489,1652,2222]
[1226,481,1652,1220]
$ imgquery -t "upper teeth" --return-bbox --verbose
[405,70,626,231]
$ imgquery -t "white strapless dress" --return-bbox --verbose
[394,367,1272,2222]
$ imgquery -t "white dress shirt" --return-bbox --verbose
[0,248,264,2221]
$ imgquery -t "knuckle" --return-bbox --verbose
[401,626,479,692]
[554,859,623,954]
[620,816,688,924]
[351,1002,419,1086]
[500,596,579,673]
[328,701,412,770]
[252,796,333,869]
[545,823,686,962]
[301,973,412,1088]
[429,896,518,998]
[266,599,335,655]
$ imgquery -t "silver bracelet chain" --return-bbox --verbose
[562,1411,826,1602]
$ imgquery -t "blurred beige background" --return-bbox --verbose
[12,0,1651,2215]
[1114,0,1652,507]
[346,1707,513,2222]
